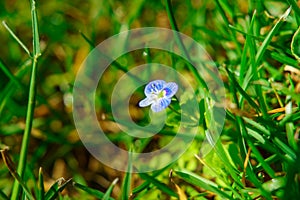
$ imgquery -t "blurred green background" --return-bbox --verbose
[1,0,300,199]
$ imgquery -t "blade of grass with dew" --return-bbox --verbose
[175,170,232,199]
[138,173,178,198]
[38,167,45,200]
[102,178,119,200]
[11,0,41,198]
[73,182,114,200]
[262,177,286,193]
[44,178,72,200]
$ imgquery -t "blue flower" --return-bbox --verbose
[139,80,178,112]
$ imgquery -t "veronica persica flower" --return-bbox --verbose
[139,80,178,112]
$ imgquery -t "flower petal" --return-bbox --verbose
[144,80,166,96]
[139,96,155,107]
[163,82,178,98]
[151,97,171,112]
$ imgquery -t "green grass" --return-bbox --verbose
[0,0,300,199]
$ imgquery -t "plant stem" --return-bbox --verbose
[11,57,38,199]
[11,0,41,198]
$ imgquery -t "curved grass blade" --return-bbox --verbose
[291,26,300,61]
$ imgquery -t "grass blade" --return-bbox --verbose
[139,173,178,197]
[121,150,133,200]
[255,7,291,66]
[38,167,45,200]
[102,178,119,200]
[73,182,114,199]
[175,170,232,199]
[44,178,72,200]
